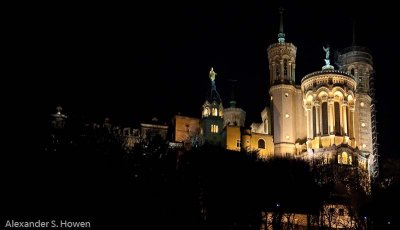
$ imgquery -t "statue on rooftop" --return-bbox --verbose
[209,67,216,82]
[323,45,331,66]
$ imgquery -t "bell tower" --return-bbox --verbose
[268,9,298,156]
[200,67,224,145]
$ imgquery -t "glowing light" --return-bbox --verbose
[360,102,364,107]
[361,123,366,127]
[285,135,290,140]
[362,144,367,148]
[285,114,289,118]
[285,93,289,97]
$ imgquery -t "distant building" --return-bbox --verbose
[140,117,169,143]
[171,115,200,149]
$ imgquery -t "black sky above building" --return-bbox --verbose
[18,1,398,157]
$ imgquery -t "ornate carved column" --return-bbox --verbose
[328,99,334,134]
[349,105,355,139]
[288,61,292,83]
[280,60,284,82]
[314,101,320,135]
[306,104,313,139]
[292,63,296,82]
[342,101,348,136]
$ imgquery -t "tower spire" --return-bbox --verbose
[278,7,285,43]
[352,20,356,46]
[228,79,238,108]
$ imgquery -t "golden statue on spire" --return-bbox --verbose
[209,67,216,82]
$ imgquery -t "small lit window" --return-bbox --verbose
[285,114,289,118]
[236,139,241,148]
[258,139,265,149]
[203,107,210,117]
[211,124,219,133]
[361,123,366,127]
[342,152,348,164]
[362,144,367,149]
[212,108,218,116]
[285,93,289,97]
[360,102,364,107]
[285,135,290,140]
[270,96,273,101]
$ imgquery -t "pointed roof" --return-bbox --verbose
[278,8,285,43]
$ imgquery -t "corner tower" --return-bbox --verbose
[268,9,299,156]
[337,45,378,181]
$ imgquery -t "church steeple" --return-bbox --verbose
[278,8,285,43]
[202,67,223,118]
[267,8,297,85]
[200,67,224,145]
[352,20,356,46]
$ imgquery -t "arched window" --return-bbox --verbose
[276,65,280,79]
[212,108,218,116]
[350,68,355,75]
[203,107,210,117]
[258,139,265,149]
[334,102,341,135]
[322,102,328,135]
[342,152,348,165]
[284,59,288,77]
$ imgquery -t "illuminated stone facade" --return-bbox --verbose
[264,25,377,189]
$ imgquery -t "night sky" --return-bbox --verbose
[14,1,398,157]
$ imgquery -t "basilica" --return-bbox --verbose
[170,10,378,190]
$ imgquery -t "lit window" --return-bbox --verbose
[270,96,273,101]
[285,135,290,140]
[342,152,348,165]
[360,102,364,107]
[362,144,367,149]
[203,107,210,117]
[211,124,219,133]
[212,108,218,116]
[285,114,289,118]
[285,93,289,97]
[361,123,366,127]
[258,139,265,149]
[236,139,241,148]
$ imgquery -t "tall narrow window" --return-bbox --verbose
[313,106,317,137]
[236,139,241,148]
[212,108,218,116]
[342,152,348,165]
[276,65,280,79]
[322,102,328,135]
[334,102,341,135]
[258,139,265,149]
[284,60,288,78]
